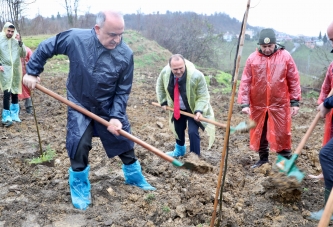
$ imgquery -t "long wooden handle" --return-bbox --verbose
[35,84,175,163]
[152,102,226,128]
[294,89,333,155]
[318,189,333,227]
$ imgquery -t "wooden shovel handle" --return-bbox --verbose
[152,102,227,128]
[35,84,175,163]
[318,189,333,227]
[294,89,333,155]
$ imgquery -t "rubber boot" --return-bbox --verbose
[251,150,269,168]
[25,98,32,114]
[68,165,91,210]
[10,103,21,122]
[166,144,186,157]
[309,188,333,220]
[1,109,12,127]
[122,160,156,190]
[278,149,292,160]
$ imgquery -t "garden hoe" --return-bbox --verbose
[276,89,333,182]
[151,102,256,133]
[35,84,212,174]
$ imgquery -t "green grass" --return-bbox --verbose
[22,34,54,49]
[144,193,156,204]
[134,52,165,69]
[44,59,69,73]
[162,205,170,213]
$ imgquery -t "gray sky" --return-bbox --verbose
[26,0,332,37]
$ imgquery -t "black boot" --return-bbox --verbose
[325,188,331,204]
[25,98,32,114]
[278,149,292,160]
[251,151,269,168]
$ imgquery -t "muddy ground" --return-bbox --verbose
[0,71,330,227]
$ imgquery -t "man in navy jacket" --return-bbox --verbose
[23,10,155,210]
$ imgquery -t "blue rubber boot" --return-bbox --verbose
[1,109,12,127]
[68,165,91,210]
[10,104,21,122]
[122,160,156,190]
[166,144,186,157]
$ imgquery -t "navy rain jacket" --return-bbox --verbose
[26,28,134,158]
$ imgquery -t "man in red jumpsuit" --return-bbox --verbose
[238,28,301,168]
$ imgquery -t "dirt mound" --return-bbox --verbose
[0,73,326,226]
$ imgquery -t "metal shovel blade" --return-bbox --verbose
[276,154,305,182]
[230,120,256,134]
[171,156,213,174]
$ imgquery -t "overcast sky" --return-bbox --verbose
[26,0,332,37]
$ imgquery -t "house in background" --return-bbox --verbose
[245,29,254,39]
[223,32,233,42]
[315,40,324,46]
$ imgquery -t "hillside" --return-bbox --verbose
[0,31,328,227]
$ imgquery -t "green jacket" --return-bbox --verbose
[156,59,215,149]
[0,22,26,93]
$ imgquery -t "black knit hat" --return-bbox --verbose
[258,28,276,45]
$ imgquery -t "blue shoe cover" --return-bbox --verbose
[166,144,186,157]
[68,165,91,210]
[10,104,21,122]
[309,208,333,220]
[122,160,156,190]
[1,109,12,126]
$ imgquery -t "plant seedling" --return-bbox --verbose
[27,145,56,165]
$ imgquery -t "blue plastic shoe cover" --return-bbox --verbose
[122,160,156,190]
[166,144,186,157]
[68,165,91,210]
[1,109,12,126]
[10,103,21,122]
[309,209,333,220]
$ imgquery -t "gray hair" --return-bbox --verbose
[169,54,185,66]
[96,11,124,28]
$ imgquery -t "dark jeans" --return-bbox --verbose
[320,138,333,190]
[174,113,200,155]
[259,113,291,160]
[70,121,137,171]
[3,90,18,110]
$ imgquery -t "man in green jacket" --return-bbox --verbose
[156,54,215,157]
[0,22,26,126]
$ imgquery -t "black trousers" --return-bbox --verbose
[174,113,200,155]
[259,113,291,158]
[3,90,18,110]
[320,137,333,190]
[70,121,137,171]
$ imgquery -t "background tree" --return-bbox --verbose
[323,33,328,44]
[319,31,322,40]
[64,0,79,27]
[0,0,36,34]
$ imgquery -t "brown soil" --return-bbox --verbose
[0,73,329,227]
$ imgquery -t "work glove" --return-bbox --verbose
[18,41,23,47]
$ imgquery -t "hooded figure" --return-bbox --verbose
[238,28,301,168]
[0,22,26,126]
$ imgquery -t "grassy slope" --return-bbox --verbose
[23,30,172,78]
